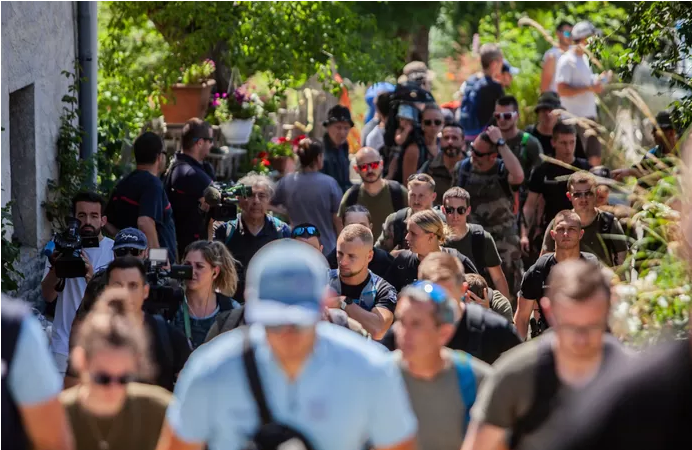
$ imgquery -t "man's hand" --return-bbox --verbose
[520,236,530,255]
[325,295,346,310]
[81,250,94,283]
[486,126,503,145]
[590,81,604,95]
[611,168,633,181]
[467,290,491,309]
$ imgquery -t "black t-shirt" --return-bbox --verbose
[339,273,398,313]
[106,170,178,261]
[327,247,394,284]
[528,158,591,226]
[379,303,521,364]
[385,247,478,292]
[164,153,214,259]
[527,126,587,160]
[520,252,600,301]
[524,338,692,450]
[476,76,505,130]
[143,313,191,392]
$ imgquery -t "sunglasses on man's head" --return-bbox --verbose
[114,247,142,258]
[292,226,320,239]
[193,137,214,143]
[570,190,595,199]
[423,119,443,127]
[443,205,468,215]
[494,112,517,121]
[407,174,432,183]
[91,372,135,386]
[356,161,382,172]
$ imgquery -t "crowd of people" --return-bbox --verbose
[2,18,690,450]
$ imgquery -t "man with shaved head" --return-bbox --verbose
[339,146,408,239]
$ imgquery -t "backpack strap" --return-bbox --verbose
[224,217,240,246]
[510,341,560,448]
[456,158,473,188]
[451,351,477,434]
[392,208,411,249]
[598,211,617,264]
[387,181,406,212]
[242,327,274,425]
[464,303,485,359]
[344,184,362,209]
[468,224,487,275]
[152,315,175,372]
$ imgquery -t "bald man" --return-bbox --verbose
[338,147,408,239]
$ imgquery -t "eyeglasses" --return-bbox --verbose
[91,372,135,386]
[443,205,468,215]
[423,119,443,127]
[292,226,320,239]
[494,112,517,121]
[114,248,143,258]
[470,145,497,159]
[356,161,382,172]
[570,190,595,199]
[194,137,214,143]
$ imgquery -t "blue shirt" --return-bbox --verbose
[167,322,418,450]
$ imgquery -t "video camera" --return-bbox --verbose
[43,217,100,278]
[142,248,193,321]
[204,182,253,222]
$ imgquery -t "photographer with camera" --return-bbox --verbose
[164,118,216,260]
[170,241,240,349]
[104,131,178,262]
[41,192,114,377]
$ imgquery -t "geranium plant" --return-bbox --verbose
[266,134,306,158]
[181,59,215,85]
[213,86,263,122]
[251,152,272,174]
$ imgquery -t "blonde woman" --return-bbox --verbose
[172,240,240,348]
[61,288,170,450]
[385,209,479,291]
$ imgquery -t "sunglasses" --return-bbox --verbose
[494,112,517,121]
[194,137,214,143]
[470,145,497,159]
[114,247,143,258]
[443,205,468,215]
[423,119,443,127]
[561,30,571,37]
[92,372,135,386]
[356,161,382,172]
[407,174,432,183]
[292,226,320,238]
[570,190,595,199]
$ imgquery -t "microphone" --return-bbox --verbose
[203,185,222,207]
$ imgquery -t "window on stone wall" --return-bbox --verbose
[9,83,38,247]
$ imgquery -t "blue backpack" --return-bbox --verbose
[451,351,478,433]
[459,75,483,139]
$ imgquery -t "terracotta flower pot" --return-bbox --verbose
[160,79,216,124]
[270,156,296,175]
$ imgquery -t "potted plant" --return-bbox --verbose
[214,86,263,145]
[266,134,304,174]
[160,60,216,124]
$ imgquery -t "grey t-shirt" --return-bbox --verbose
[398,348,492,450]
[272,171,343,254]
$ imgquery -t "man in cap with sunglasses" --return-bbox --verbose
[160,239,419,450]
[340,147,408,240]
[393,281,492,450]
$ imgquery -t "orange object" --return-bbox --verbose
[335,73,361,153]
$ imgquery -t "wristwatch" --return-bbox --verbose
[340,297,354,310]
[495,138,506,147]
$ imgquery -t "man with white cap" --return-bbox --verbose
[158,239,418,450]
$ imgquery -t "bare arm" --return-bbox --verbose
[20,398,75,450]
[513,295,535,341]
[498,142,524,185]
[557,81,595,98]
[345,305,394,340]
[461,421,508,450]
[614,250,627,267]
[103,222,120,238]
[155,421,205,450]
[401,144,420,188]
[41,266,60,303]
[487,265,511,300]
[137,216,160,249]
[522,192,541,234]
[540,55,557,93]
[332,213,344,237]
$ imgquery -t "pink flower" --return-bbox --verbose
[214,93,220,99]
[212,100,220,107]
[222,93,227,98]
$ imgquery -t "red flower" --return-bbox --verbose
[252,158,258,164]
[292,134,307,146]
[257,151,268,159]
[262,159,271,166]
[277,137,289,144]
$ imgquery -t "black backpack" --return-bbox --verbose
[241,328,317,450]
[390,208,412,250]
[597,211,618,265]
[343,180,406,213]
[463,303,486,359]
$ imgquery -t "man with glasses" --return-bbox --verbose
[453,126,525,306]
[376,173,442,253]
[164,118,216,259]
[514,210,599,340]
[541,172,627,267]
[105,131,178,261]
[540,20,573,93]
[462,259,628,450]
[340,146,407,240]
[556,20,611,167]
[420,123,466,204]
[442,187,510,300]
[215,173,291,303]
[291,223,323,253]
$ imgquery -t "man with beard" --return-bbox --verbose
[339,146,408,239]
[41,192,114,376]
[420,123,466,205]
[326,224,397,340]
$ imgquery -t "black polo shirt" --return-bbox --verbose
[214,214,291,302]
[164,153,215,259]
[385,247,478,292]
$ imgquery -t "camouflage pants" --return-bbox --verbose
[495,234,523,311]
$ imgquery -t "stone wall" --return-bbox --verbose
[1,1,77,303]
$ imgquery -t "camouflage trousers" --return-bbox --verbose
[495,233,524,311]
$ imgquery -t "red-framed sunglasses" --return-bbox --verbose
[356,161,382,172]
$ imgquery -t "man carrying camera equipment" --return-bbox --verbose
[104,131,178,262]
[214,173,291,303]
[514,210,599,340]
[41,192,114,377]
[164,118,215,261]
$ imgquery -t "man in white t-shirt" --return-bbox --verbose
[41,192,114,376]
[541,21,573,93]
[555,21,611,167]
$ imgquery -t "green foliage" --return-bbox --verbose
[43,70,96,232]
[181,59,215,86]
[1,202,23,294]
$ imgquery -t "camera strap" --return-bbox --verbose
[182,300,193,345]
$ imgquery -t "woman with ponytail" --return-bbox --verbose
[61,288,170,450]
